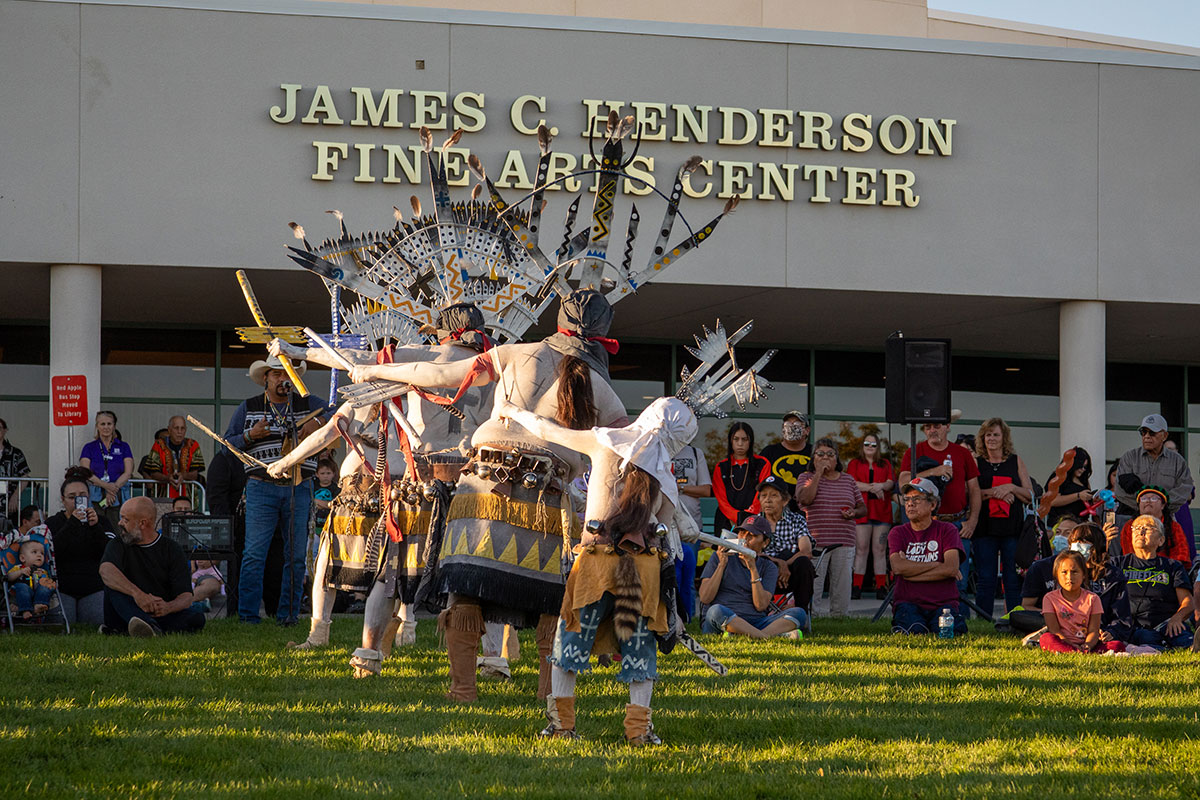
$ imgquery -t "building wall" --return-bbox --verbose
[307,0,1199,55]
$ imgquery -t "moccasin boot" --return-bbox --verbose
[623,703,662,746]
[378,616,403,659]
[442,603,484,702]
[288,619,331,650]
[535,613,557,701]
[349,647,382,678]
[538,695,579,739]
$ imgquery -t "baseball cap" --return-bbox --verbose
[900,477,941,501]
[732,514,773,541]
[756,475,789,495]
[782,411,809,426]
[1139,414,1168,433]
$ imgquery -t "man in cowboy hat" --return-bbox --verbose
[224,355,328,624]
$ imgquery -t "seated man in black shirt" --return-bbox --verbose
[99,496,205,637]
[1115,514,1194,650]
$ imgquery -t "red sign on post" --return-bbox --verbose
[52,375,89,426]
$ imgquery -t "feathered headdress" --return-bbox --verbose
[675,320,776,418]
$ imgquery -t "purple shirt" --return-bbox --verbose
[80,439,133,483]
[887,520,964,610]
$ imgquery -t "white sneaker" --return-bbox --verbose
[1021,627,1047,648]
[128,617,160,638]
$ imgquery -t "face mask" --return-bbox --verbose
[1069,541,1093,559]
[1051,535,1069,554]
[782,423,804,440]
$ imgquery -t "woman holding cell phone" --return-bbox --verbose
[44,467,115,626]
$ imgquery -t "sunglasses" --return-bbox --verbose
[1138,428,1161,436]
[814,451,837,458]
[862,442,879,448]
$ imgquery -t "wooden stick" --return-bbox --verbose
[236,269,310,397]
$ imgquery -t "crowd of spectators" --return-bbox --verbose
[2,398,1198,654]
[699,410,1200,653]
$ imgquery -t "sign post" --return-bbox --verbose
[52,375,89,468]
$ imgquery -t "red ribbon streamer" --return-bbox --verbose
[555,326,620,355]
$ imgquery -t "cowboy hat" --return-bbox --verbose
[248,355,306,387]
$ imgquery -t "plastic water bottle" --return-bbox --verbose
[943,455,953,477]
[938,608,955,639]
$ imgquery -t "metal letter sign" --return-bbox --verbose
[52,375,88,426]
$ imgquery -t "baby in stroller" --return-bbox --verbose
[6,539,57,619]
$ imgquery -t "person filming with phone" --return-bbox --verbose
[44,467,116,627]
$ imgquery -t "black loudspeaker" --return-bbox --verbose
[885,336,951,424]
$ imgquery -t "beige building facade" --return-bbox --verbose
[2,0,1200,504]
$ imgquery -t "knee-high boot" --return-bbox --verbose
[439,602,484,702]
[535,613,557,701]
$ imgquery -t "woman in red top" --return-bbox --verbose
[846,433,895,600]
[711,422,771,534]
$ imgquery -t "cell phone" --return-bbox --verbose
[75,496,88,513]
[1104,510,1115,527]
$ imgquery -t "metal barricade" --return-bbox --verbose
[0,476,207,517]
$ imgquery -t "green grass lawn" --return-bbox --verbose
[2,616,1198,798]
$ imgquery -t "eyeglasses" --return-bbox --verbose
[1138,427,1162,436]
[862,442,879,448]
[902,495,930,504]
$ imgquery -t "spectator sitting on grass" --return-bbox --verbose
[1114,514,1194,650]
[1037,550,1126,654]
[756,475,815,610]
[46,468,115,626]
[99,496,205,637]
[699,514,809,639]
[1010,516,1080,636]
[887,478,967,636]
[1017,520,1133,647]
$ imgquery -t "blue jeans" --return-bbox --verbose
[102,588,205,634]
[11,581,52,613]
[702,603,810,635]
[892,601,968,635]
[549,593,657,683]
[90,484,132,506]
[1129,625,1194,650]
[973,535,1021,613]
[953,522,971,599]
[239,478,312,622]
[674,544,697,622]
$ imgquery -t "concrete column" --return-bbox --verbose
[48,265,102,491]
[1059,300,1106,465]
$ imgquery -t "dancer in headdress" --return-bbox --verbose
[351,288,627,701]
[494,320,776,743]
[300,113,738,696]
[270,303,495,677]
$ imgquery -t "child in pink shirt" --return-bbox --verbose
[1039,550,1124,654]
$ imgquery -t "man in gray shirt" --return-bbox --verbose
[1114,414,1194,516]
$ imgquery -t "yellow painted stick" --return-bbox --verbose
[235,269,310,396]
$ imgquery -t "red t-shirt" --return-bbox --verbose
[900,442,979,515]
[887,520,964,609]
[846,458,894,524]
